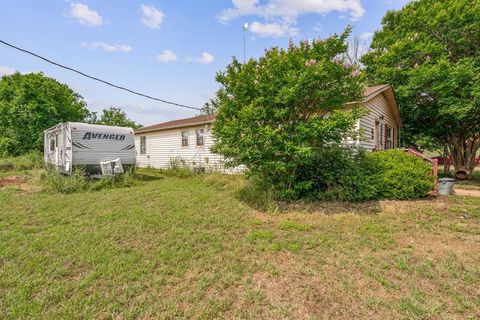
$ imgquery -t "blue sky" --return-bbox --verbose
[1,0,409,126]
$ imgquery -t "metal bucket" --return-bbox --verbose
[438,178,455,195]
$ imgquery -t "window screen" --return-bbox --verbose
[196,129,204,146]
[182,131,189,147]
[140,136,146,154]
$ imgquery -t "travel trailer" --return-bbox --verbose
[44,122,136,175]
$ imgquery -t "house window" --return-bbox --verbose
[49,139,55,152]
[140,136,146,154]
[374,120,381,150]
[181,131,189,147]
[196,129,204,146]
[385,125,393,150]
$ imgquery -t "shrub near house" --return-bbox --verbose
[304,149,434,202]
[211,28,434,201]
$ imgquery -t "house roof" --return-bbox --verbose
[362,84,402,127]
[364,84,391,99]
[135,85,401,134]
[135,114,216,134]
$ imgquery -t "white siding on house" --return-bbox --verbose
[358,94,399,151]
[134,89,400,172]
[135,124,244,173]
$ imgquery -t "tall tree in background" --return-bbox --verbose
[88,106,141,128]
[211,29,364,198]
[0,73,89,156]
[362,0,480,179]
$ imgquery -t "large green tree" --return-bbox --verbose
[0,72,89,156]
[88,106,141,128]
[211,29,364,199]
[362,0,480,179]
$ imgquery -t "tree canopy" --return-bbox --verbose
[88,106,142,129]
[362,0,480,178]
[211,29,365,199]
[0,72,89,156]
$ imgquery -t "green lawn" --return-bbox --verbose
[0,169,479,319]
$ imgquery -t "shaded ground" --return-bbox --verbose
[0,169,479,319]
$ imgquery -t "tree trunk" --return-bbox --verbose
[443,144,450,175]
[447,135,480,180]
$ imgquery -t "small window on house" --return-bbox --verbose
[181,131,189,147]
[385,125,393,150]
[374,120,381,150]
[140,136,147,154]
[49,139,55,152]
[196,129,204,146]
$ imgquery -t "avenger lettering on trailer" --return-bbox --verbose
[82,132,126,141]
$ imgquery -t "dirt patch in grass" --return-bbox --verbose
[0,175,37,193]
[0,176,24,188]
[454,188,480,197]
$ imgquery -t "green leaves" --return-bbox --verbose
[0,73,89,156]
[362,0,480,144]
[362,0,480,178]
[211,28,364,199]
[88,107,142,129]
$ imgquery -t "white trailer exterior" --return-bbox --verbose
[44,122,136,174]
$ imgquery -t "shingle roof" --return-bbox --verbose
[135,85,394,134]
[135,114,215,134]
[363,84,391,99]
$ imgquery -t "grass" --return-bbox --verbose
[0,168,479,319]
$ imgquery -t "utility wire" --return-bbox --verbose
[0,39,201,111]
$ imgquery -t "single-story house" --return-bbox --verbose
[134,84,402,171]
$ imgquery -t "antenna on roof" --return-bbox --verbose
[242,22,249,62]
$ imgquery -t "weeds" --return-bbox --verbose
[236,177,278,212]
[0,151,43,172]
[40,167,137,194]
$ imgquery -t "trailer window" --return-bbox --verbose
[140,136,146,154]
[181,131,189,147]
[196,129,204,146]
[49,139,55,152]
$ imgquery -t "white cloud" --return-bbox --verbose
[249,21,298,37]
[0,66,16,76]
[140,4,165,29]
[70,3,103,27]
[191,52,215,64]
[81,42,132,53]
[219,0,365,22]
[360,31,373,41]
[219,0,365,37]
[156,50,178,62]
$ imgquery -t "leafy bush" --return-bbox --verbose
[325,150,434,201]
[246,148,435,202]
[0,151,43,172]
[211,28,365,201]
[366,150,435,200]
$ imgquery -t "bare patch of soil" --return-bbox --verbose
[0,176,24,188]
[454,188,480,197]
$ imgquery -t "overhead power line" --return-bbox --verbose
[0,39,201,111]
